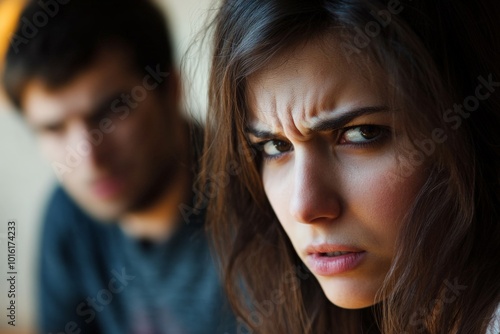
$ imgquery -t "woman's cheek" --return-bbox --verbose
[342,153,426,252]
[262,164,295,226]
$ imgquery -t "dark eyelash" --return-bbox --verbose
[250,140,292,161]
[338,125,391,148]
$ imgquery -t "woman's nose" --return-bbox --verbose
[289,148,342,224]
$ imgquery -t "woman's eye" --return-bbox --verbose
[261,140,293,158]
[339,125,387,145]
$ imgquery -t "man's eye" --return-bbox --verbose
[339,125,387,145]
[260,140,293,158]
[41,123,65,134]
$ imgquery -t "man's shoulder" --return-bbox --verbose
[43,185,100,232]
[46,185,76,208]
[40,185,116,261]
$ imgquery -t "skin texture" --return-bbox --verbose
[21,48,188,230]
[246,39,427,309]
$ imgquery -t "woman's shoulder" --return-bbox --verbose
[487,303,500,334]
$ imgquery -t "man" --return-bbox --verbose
[2,0,235,333]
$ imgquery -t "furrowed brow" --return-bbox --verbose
[246,106,389,139]
[311,106,389,132]
[245,127,274,139]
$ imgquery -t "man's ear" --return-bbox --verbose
[164,68,181,107]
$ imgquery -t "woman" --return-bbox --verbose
[200,0,500,332]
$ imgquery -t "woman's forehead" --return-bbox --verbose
[246,38,387,135]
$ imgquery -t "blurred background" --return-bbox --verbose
[0,0,213,332]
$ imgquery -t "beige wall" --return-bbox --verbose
[0,98,53,332]
[159,0,215,120]
[0,0,214,330]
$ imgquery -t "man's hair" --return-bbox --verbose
[2,0,174,109]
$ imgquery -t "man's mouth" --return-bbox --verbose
[91,176,125,199]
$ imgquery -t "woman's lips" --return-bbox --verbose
[305,244,366,276]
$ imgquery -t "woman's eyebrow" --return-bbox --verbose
[246,105,389,138]
[245,127,274,139]
[311,106,389,132]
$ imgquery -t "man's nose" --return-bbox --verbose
[289,149,342,224]
[66,121,109,168]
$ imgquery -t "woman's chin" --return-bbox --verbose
[319,278,380,309]
[328,296,376,310]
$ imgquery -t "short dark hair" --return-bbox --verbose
[2,0,174,109]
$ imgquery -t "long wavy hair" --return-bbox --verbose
[200,0,500,332]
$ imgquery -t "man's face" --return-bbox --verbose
[21,48,182,221]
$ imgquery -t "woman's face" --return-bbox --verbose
[246,39,427,309]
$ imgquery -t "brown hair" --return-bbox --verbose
[200,0,500,332]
